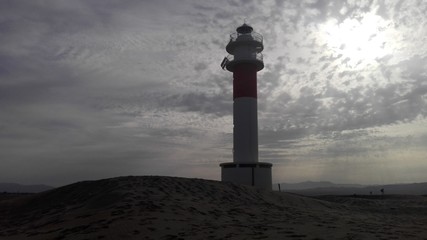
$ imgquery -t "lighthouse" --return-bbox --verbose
[220,23,272,190]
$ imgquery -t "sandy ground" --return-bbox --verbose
[1,176,427,240]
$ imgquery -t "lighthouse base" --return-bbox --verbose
[220,162,272,190]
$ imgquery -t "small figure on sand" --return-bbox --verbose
[380,188,384,195]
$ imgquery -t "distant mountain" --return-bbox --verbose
[273,181,366,191]
[275,182,427,196]
[0,183,54,193]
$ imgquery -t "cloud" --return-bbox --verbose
[0,0,426,185]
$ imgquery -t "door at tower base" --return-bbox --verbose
[220,162,272,190]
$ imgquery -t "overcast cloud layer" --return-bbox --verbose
[1,0,426,186]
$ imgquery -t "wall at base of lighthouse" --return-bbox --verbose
[220,162,272,190]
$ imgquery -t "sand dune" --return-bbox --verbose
[1,176,427,239]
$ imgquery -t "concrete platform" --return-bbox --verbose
[220,162,272,190]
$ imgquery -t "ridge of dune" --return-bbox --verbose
[0,176,426,240]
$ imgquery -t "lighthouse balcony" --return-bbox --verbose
[226,32,264,53]
[222,53,264,72]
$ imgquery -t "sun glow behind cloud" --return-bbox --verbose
[319,13,395,70]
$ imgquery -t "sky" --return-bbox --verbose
[1,0,427,186]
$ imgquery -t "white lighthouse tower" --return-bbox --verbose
[220,23,272,190]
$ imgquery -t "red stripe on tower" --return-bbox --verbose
[233,63,257,99]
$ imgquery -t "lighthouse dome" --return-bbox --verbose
[236,23,253,34]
